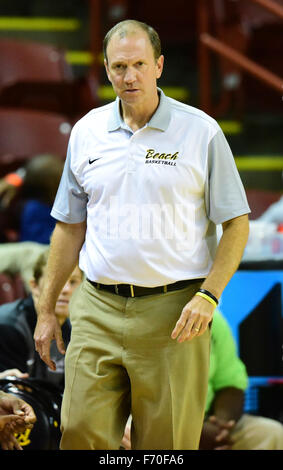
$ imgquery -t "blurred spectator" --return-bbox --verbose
[242,191,283,261]
[199,311,283,450]
[0,241,46,293]
[257,195,283,225]
[0,249,82,390]
[0,154,63,243]
[19,154,63,243]
[0,169,24,209]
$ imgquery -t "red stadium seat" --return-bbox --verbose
[0,108,71,175]
[0,38,75,114]
[0,38,73,84]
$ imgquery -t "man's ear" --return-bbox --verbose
[156,55,164,80]
[104,59,111,83]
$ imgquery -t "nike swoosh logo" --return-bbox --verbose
[89,158,101,164]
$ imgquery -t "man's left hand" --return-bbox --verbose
[171,294,214,342]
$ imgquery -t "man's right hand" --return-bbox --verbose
[34,312,66,370]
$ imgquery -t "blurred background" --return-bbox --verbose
[0,0,282,428]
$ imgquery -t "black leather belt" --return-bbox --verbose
[87,278,204,298]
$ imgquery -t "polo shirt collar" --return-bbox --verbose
[107,87,171,132]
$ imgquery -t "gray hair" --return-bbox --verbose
[103,19,161,63]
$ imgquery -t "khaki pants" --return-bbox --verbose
[231,414,283,450]
[60,278,210,450]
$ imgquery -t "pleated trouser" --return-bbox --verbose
[60,278,210,450]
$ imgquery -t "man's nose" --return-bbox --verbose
[124,66,136,83]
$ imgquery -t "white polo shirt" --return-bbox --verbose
[51,89,250,287]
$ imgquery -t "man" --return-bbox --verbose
[34,20,250,450]
[0,249,82,388]
[0,390,36,450]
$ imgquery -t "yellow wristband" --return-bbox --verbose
[195,291,217,308]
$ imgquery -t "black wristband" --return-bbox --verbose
[197,288,219,305]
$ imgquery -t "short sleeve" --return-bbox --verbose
[51,143,88,223]
[205,130,251,225]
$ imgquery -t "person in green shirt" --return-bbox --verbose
[199,310,283,450]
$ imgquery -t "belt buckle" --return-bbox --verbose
[114,285,134,297]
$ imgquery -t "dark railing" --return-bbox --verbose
[198,0,283,114]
